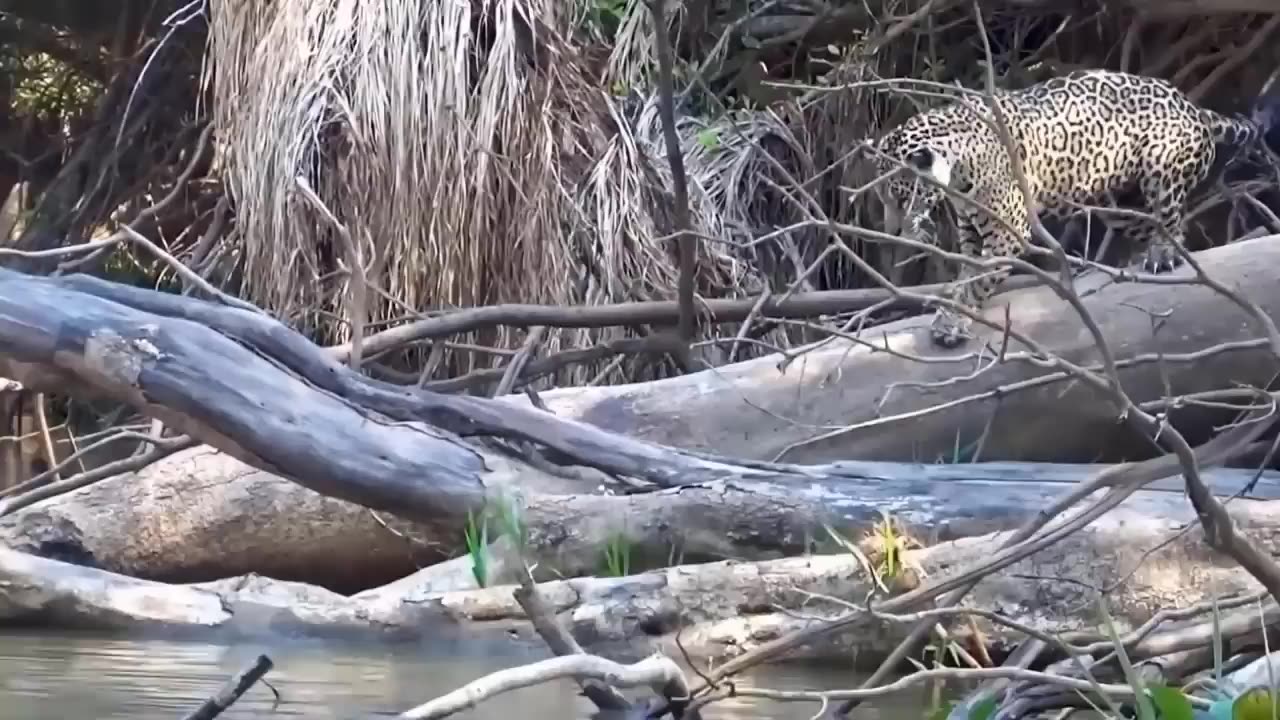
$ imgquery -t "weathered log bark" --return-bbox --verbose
[1,240,1280,590]
[2,250,1277,669]
[0,446,449,594]
[525,237,1280,465]
[4,486,1278,669]
[5,439,1280,592]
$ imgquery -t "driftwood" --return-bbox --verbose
[4,484,1279,668]
[181,654,274,720]
[0,239,1278,657]
[5,440,1280,591]
[0,240,1279,589]
[524,237,1280,465]
[0,446,448,593]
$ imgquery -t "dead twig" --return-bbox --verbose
[180,653,275,720]
[689,665,1156,715]
[295,176,368,371]
[0,434,198,516]
[512,576,632,713]
[424,337,664,395]
[648,0,698,356]
[398,654,691,720]
[329,277,1039,362]
[0,428,173,499]
[32,393,58,484]
[492,327,547,397]
[697,417,1267,706]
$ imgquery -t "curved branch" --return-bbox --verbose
[399,654,690,720]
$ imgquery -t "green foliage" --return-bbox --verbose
[930,426,982,464]
[1100,597,1157,720]
[1231,688,1279,720]
[926,700,955,720]
[925,695,996,720]
[460,493,529,587]
[6,51,101,120]
[492,494,527,555]
[463,509,489,588]
[695,127,720,150]
[602,532,631,577]
[1149,685,1198,720]
[821,511,912,590]
[461,495,639,583]
[870,510,908,580]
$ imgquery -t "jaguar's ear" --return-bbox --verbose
[906,147,953,188]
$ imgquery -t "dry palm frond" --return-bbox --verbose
[603,0,661,93]
[207,0,755,385]
[676,105,817,290]
[627,95,767,293]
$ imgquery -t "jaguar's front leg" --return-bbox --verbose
[1133,157,1199,275]
[1110,207,1185,275]
[907,210,939,245]
[930,225,1017,349]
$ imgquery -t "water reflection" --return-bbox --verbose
[0,631,931,719]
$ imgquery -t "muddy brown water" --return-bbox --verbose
[0,630,939,719]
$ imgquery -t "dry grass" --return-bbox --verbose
[204,0,1280,387]
[207,0,749,384]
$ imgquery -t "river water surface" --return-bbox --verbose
[0,630,934,719]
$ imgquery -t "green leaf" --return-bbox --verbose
[1149,685,1196,720]
[1233,687,1278,720]
[464,509,489,588]
[696,128,719,149]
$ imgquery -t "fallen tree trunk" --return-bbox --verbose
[5,445,1280,592]
[6,446,1280,593]
[1,242,1279,673]
[0,446,450,594]
[1,240,1280,589]
[524,237,1280,465]
[4,484,1278,669]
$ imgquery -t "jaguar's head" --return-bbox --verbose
[870,130,959,240]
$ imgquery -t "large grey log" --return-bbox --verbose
[3,442,1279,592]
[3,484,1277,668]
[2,238,1279,589]
[527,237,1280,465]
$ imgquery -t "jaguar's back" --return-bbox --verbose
[995,70,1227,213]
